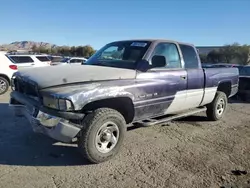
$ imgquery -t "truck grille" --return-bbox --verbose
[14,77,40,99]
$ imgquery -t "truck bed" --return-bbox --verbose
[202,67,239,104]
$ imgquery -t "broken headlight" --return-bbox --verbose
[43,96,74,111]
[58,99,74,111]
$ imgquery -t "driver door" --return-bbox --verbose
[133,42,188,120]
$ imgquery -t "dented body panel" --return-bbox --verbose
[11,65,239,122]
[9,39,239,143]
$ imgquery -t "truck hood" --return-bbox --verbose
[17,64,136,89]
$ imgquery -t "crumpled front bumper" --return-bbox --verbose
[9,98,82,143]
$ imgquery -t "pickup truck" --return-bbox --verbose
[9,39,239,164]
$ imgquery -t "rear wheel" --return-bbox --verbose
[77,108,126,164]
[206,91,228,121]
[0,77,9,95]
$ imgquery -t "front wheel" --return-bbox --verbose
[206,91,228,121]
[0,77,9,95]
[77,108,127,164]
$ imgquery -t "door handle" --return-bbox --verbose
[180,75,186,80]
[31,64,35,65]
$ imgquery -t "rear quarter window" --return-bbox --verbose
[35,56,50,62]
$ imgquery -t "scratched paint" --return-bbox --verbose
[10,39,239,123]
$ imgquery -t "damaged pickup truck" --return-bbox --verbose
[9,39,239,163]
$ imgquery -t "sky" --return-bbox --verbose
[0,0,249,49]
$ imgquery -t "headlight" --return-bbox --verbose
[58,99,74,111]
[43,96,74,111]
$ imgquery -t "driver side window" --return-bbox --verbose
[151,43,181,68]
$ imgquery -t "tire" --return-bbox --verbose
[77,108,127,164]
[0,77,9,95]
[206,91,228,121]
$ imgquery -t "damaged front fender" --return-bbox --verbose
[68,86,135,110]
[40,83,135,111]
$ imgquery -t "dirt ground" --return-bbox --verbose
[0,90,249,188]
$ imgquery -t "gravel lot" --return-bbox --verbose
[0,90,249,188]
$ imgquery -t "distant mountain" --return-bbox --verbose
[0,41,57,51]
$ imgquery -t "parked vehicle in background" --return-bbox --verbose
[51,57,87,66]
[211,63,238,68]
[235,65,250,101]
[48,55,64,63]
[7,53,51,69]
[238,65,250,76]
[35,55,52,64]
[68,57,87,64]
[0,51,18,95]
[201,63,214,68]
[201,63,239,68]
[9,39,239,163]
[50,57,69,65]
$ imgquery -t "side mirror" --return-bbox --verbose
[136,59,150,72]
[151,55,166,68]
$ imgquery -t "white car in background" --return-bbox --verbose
[7,53,51,70]
[0,51,18,95]
[67,57,87,64]
[51,57,87,66]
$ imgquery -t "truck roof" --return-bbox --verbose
[111,39,195,48]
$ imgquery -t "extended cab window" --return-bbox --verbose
[9,56,34,63]
[151,43,181,68]
[179,44,199,69]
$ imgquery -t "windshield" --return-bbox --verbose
[85,41,151,69]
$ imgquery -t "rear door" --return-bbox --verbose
[179,44,205,108]
[8,55,35,69]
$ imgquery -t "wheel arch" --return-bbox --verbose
[217,81,232,97]
[81,97,135,124]
[0,74,10,85]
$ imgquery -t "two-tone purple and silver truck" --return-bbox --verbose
[9,39,239,163]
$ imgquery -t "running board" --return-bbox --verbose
[136,107,207,127]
